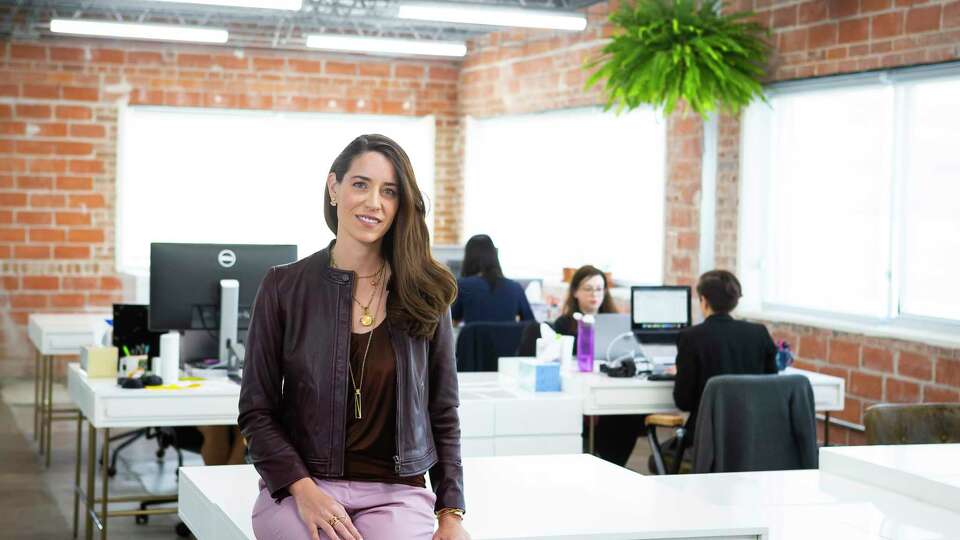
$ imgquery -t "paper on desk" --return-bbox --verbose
[145,383,202,390]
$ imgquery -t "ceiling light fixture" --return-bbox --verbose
[398,2,587,31]
[305,34,467,57]
[50,19,229,44]
[149,0,302,10]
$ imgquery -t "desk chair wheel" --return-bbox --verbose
[156,447,166,459]
[175,521,191,537]
[107,466,117,477]
[135,514,149,525]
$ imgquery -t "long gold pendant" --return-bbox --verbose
[354,389,362,419]
[359,307,374,327]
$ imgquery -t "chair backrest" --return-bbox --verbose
[455,321,527,372]
[692,374,818,474]
[864,403,960,445]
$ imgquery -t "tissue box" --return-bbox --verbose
[81,346,118,378]
[519,358,562,392]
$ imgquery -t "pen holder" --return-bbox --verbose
[119,354,148,377]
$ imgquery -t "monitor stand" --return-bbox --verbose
[219,279,240,371]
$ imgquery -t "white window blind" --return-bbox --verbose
[463,107,666,283]
[740,69,960,325]
[117,107,435,274]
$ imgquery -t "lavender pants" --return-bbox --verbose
[251,478,437,540]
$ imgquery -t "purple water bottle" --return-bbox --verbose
[575,313,596,372]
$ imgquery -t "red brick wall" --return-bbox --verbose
[0,40,459,377]
[716,0,960,444]
[458,1,705,287]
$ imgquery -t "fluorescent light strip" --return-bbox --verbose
[398,2,587,31]
[306,34,466,58]
[50,19,228,43]
[149,0,302,10]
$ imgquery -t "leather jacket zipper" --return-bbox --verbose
[392,320,404,475]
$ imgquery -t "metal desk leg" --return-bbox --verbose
[588,416,596,455]
[34,350,41,440]
[101,427,109,540]
[46,354,55,467]
[86,422,95,540]
[73,414,82,538]
[823,412,831,447]
[38,354,48,454]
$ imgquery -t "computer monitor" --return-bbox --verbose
[149,243,297,368]
[630,286,691,344]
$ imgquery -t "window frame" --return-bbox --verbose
[739,61,960,333]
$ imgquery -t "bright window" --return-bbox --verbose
[740,70,960,325]
[117,106,435,274]
[463,107,666,283]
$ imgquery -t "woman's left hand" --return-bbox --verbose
[432,515,470,540]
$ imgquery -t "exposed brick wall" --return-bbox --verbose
[717,0,960,444]
[458,1,705,287]
[0,39,460,377]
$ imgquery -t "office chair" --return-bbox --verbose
[648,374,818,474]
[134,427,203,537]
[455,321,527,372]
[864,403,960,445]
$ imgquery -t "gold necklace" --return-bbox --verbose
[330,251,386,327]
[348,273,385,420]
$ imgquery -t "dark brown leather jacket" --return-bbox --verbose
[238,246,464,512]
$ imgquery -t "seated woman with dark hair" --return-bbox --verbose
[672,269,778,448]
[518,265,644,467]
[451,234,534,324]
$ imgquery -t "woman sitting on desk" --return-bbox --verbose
[239,134,468,540]
[451,234,534,324]
[518,265,643,467]
[672,270,778,449]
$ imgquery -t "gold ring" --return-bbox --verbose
[327,516,341,527]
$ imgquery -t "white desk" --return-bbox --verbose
[27,312,110,468]
[180,454,767,540]
[500,358,846,447]
[66,365,582,539]
[179,449,960,540]
[820,444,960,514]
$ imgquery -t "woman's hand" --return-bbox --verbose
[289,478,363,540]
[433,514,470,540]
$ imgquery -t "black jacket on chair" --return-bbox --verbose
[673,314,778,444]
[455,321,527,372]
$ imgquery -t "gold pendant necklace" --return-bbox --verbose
[330,250,385,328]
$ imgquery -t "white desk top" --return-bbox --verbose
[28,312,111,355]
[821,444,960,514]
[180,455,767,540]
[180,450,960,540]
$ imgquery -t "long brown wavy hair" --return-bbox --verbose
[324,134,457,338]
[562,265,617,316]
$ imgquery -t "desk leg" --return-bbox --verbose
[101,427,109,540]
[86,422,95,540]
[38,354,47,454]
[46,354,55,468]
[34,350,41,440]
[588,416,596,455]
[823,412,831,447]
[73,414,82,538]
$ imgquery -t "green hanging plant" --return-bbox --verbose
[585,0,771,117]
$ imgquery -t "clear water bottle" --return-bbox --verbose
[575,313,596,372]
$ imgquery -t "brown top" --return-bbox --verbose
[342,323,426,488]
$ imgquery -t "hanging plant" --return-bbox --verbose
[585,0,771,117]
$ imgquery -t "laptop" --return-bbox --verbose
[593,313,637,363]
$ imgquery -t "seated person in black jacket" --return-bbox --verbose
[518,265,644,467]
[672,270,778,449]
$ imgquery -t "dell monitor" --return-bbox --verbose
[630,285,692,344]
[149,243,297,368]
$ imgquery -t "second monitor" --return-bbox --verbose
[630,285,691,344]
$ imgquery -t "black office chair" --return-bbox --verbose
[455,321,527,372]
[133,427,203,537]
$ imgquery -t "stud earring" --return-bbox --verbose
[330,197,337,206]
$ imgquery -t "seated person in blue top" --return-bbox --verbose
[671,269,778,450]
[517,265,644,467]
[451,234,534,324]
